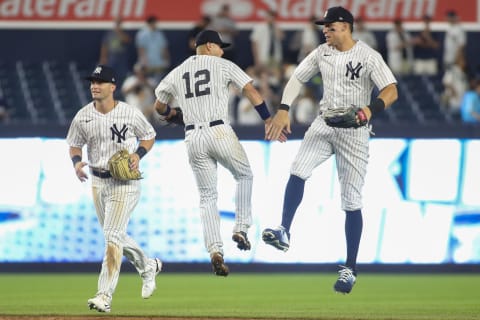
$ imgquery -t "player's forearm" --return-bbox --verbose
[281,75,303,107]
[377,83,398,109]
[243,82,263,106]
[243,83,271,121]
[69,147,83,168]
[154,100,170,116]
[134,138,154,160]
[138,138,154,153]
[69,147,82,159]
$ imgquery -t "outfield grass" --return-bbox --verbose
[0,273,478,319]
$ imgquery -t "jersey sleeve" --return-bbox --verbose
[154,75,175,104]
[369,51,397,91]
[226,60,252,90]
[133,108,156,141]
[66,117,86,148]
[293,49,321,83]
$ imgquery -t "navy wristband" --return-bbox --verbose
[254,101,271,120]
[71,155,82,167]
[135,146,147,159]
[278,104,290,112]
[160,105,171,116]
[368,98,385,116]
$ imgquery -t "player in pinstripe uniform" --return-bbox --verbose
[154,30,285,276]
[263,7,398,294]
[66,65,162,312]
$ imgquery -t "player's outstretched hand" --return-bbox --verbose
[74,161,89,182]
[265,110,291,142]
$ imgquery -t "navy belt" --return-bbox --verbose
[91,169,112,179]
[185,120,224,131]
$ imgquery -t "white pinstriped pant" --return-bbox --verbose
[185,123,253,256]
[91,176,150,298]
[290,116,370,211]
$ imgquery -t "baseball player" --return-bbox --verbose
[66,65,161,312]
[154,30,285,276]
[263,7,398,294]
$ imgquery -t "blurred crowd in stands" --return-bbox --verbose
[2,5,480,125]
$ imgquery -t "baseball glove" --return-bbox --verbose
[107,149,142,181]
[165,107,185,126]
[322,106,368,128]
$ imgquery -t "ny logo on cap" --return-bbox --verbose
[324,10,328,17]
[94,66,102,74]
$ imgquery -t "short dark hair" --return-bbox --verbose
[146,15,157,24]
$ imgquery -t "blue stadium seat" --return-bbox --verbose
[0,60,30,122]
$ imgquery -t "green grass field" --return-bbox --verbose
[0,273,478,319]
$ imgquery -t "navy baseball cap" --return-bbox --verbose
[315,6,354,25]
[85,65,116,83]
[195,30,230,48]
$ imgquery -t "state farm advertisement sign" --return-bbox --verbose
[0,0,477,23]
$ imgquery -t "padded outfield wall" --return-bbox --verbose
[1,0,480,270]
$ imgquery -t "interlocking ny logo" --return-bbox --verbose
[345,61,362,80]
[110,124,128,143]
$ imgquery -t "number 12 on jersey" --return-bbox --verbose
[183,70,211,99]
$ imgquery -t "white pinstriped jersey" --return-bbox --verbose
[294,40,397,111]
[154,55,252,124]
[289,40,397,211]
[154,54,255,256]
[66,101,156,170]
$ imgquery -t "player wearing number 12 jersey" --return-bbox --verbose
[153,30,285,276]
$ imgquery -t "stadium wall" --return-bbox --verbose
[1,29,480,76]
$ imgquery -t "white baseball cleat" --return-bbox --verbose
[87,294,111,313]
[141,258,162,299]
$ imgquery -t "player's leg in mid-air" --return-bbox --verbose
[212,125,253,251]
[332,127,369,294]
[262,119,333,251]
[186,130,229,276]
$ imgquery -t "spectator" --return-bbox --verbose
[121,63,157,124]
[352,16,378,50]
[443,10,466,71]
[0,96,9,123]
[236,87,265,125]
[210,4,238,62]
[99,17,132,88]
[292,86,318,125]
[289,15,320,63]
[135,15,170,83]
[412,15,440,75]
[386,18,413,75]
[250,9,284,83]
[460,78,480,123]
[441,51,469,115]
[236,67,276,125]
[187,15,211,56]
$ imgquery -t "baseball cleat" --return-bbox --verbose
[262,226,290,252]
[232,231,251,250]
[210,252,229,276]
[87,294,111,313]
[333,265,357,294]
[141,258,162,299]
